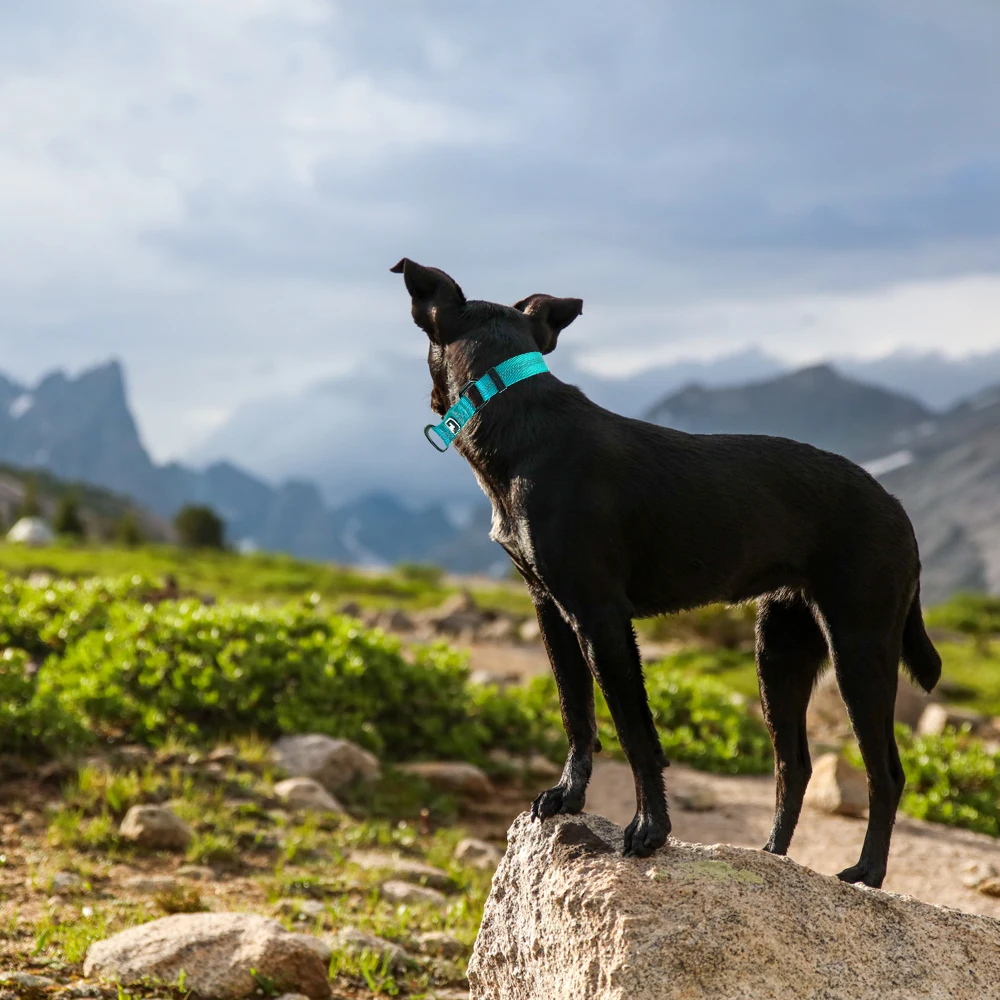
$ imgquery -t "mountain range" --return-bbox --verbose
[2,354,1000,598]
[643,366,1000,602]
[0,362,484,570]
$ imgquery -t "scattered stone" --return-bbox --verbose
[526,753,562,779]
[431,591,492,637]
[122,875,181,895]
[60,983,104,998]
[807,673,934,738]
[470,811,1000,1000]
[177,864,216,882]
[414,930,466,959]
[274,899,328,921]
[118,805,193,851]
[518,619,541,643]
[330,927,411,971]
[0,972,57,993]
[895,680,932,729]
[17,810,44,833]
[803,753,868,818]
[350,851,454,890]
[917,703,987,737]
[274,777,344,814]
[455,838,503,870]
[398,761,491,798]
[292,934,333,964]
[83,912,330,999]
[959,860,998,889]
[380,880,448,907]
[49,871,83,893]
[382,608,415,632]
[469,670,520,689]
[675,785,718,812]
[978,878,1000,898]
[338,600,363,618]
[207,745,239,765]
[478,618,519,643]
[272,734,380,792]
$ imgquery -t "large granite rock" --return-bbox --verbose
[83,913,330,999]
[468,812,1000,1000]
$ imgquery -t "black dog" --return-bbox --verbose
[391,258,941,889]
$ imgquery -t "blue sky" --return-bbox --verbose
[0,0,998,460]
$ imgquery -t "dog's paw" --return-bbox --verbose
[835,860,886,889]
[622,811,670,857]
[530,783,585,822]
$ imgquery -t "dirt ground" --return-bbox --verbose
[583,758,1000,918]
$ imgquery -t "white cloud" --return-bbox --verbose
[0,1,998,462]
[576,274,1000,376]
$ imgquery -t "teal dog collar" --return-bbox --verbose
[424,351,549,452]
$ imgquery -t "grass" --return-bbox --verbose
[11,749,488,996]
[0,539,528,612]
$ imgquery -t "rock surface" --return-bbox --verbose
[274,776,344,813]
[398,761,491,798]
[454,838,503,870]
[803,752,869,817]
[83,912,330,999]
[118,805,193,850]
[380,880,447,907]
[272,734,379,791]
[350,851,453,889]
[469,811,1000,1000]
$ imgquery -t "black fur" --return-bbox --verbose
[392,258,942,889]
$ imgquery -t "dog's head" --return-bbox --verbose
[390,258,582,416]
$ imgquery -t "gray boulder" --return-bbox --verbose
[803,752,869,818]
[273,777,344,813]
[272,734,379,792]
[83,913,330,999]
[469,812,1000,1000]
[118,805,192,851]
[398,761,491,798]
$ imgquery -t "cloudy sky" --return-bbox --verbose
[1,0,999,461]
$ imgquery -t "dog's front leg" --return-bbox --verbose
[529,594,601,821]
[572,603,670,858]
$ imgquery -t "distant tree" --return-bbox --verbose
[174,504,225,550]
[115,510,145,547]
[53,495,86,539]
[18,476,40,519]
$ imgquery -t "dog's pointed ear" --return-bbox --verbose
[513,293,583,354]
[390,258,466,343]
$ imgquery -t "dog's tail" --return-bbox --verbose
[901,586,942,693]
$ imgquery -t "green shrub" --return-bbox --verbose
[0,647,87,756]
[506,658,773,776]
[926,593,1000,639]
[643,603,757,649]
[21,591,542,763]
[849,725,1000,837]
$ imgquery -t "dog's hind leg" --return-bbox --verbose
[529,593,602,821]
[568,600,669,858]
[756,594,829,856]
[827,620,905,889]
